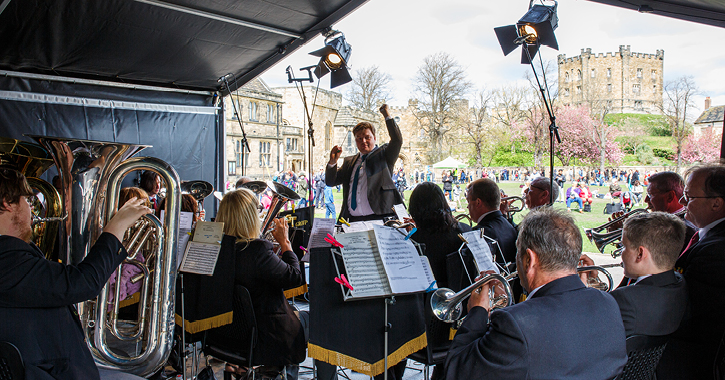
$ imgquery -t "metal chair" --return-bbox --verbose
[203,285,273,380]
[0,341,24,380]
[616,334,670,380]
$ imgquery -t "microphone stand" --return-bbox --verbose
[220,74,250,176]
[287,66,318,218]
[522,41,560,205]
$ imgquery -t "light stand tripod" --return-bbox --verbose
[220,73,250,176]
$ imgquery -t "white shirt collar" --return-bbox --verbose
[700,216,725,240]
[527,283,546,299]
[633,274,653,285]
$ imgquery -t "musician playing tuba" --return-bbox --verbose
[0,168,152,380]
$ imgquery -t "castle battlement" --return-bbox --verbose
[558,45,663,64]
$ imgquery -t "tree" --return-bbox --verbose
[574,75,617,175]
[682,132,720,164]
[346,65,392,112]
[461,88,504,166]
[489,85,528,153]
[555,105,624,167]
[412,52,471,162]
[660,76,699,169]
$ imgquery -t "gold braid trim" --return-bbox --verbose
[308,332,427,377]
[449,327,457,341]
[174,311,233,334]
[118,292,140,308]
[284,284,308,299]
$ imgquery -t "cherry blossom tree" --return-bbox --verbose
[681,132,720,164]
[555,105,624,167]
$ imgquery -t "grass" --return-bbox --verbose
[310,181,638,255]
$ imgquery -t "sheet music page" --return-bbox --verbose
[393,204,410,220]
[373,225,430,294]
[307,218,335,251]
[179,241,221,275]
[461,231,499,273]
[420,255,436,286]
[336,230,391,298]
[193,221,224,244]
[177,231,192,269]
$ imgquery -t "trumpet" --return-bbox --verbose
[501,196,525,213]
[430,273,513,322]
[577,265,616,292]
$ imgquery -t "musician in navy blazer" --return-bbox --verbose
[325,104,403,222]
[0,169,152,380]
[444,207,627,380]
[465,178,517,267]
[608,212,688,337]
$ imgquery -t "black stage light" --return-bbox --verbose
[494,1,559,64]
[309,34,353,88]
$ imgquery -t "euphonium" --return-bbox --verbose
[430,273,513,322]
[0,137,63,260]
[33,136,181,378]
[261,181,300,235]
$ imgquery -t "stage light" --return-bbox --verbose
[309,33,352,88]
[494,1,559,64]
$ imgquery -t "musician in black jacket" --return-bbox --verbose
[0,168,152,380]
[466,178,517,268]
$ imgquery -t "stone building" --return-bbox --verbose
[224,78,304,187]
[693,96,724,137]
[557,45,664,114]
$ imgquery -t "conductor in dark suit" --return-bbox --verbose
[0,168,152,380]
[466,178,517,268]
[326,104,403,222]
[609,211,688,337]
[658,164,725,380]
[444,207,627,380]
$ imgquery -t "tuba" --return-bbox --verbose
[0,137,63,260]
[33,136,181,378]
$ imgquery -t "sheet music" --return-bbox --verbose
[177,230,192,270]
[420,256,436,286]
[193,221,224,244]
[179,241,221,275]
[336,231,391,298]
[461,231,499,274]
[373,225,430,294]
[393,203,410,220]
[341,220,384,233]
[307,218,335,251]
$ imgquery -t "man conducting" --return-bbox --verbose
[609,212,688,337]
[445,207,627,380]
[0,168,153,379]
[658,164,725,380]
[326,104,402,222]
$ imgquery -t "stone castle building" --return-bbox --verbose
[557,45,664,114]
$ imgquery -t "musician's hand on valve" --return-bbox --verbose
[402,217,415,232]
[468,270,498,313]
[104,197,153,241]
[578,254,597,285]
[328,145,342,166]
[606,211,625,232]
[271,217,293,253]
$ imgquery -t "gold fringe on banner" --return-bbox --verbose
[309,332,427,377]
[449,327,458,341]
[118,292,140,309]
[174,311,233,334]
[284,284,308,299]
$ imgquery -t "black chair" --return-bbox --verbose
[616,335,670,380]
[0,341,24,380]
[203,285,285,380]
[407,293,453,380]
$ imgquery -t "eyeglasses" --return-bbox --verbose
[679,192,721,204]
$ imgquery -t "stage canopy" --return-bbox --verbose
[585,0,725,29]
[0,0,368,212]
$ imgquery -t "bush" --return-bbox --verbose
[491,148,533,167]
[635,143,655,164]
[652,148,674,160]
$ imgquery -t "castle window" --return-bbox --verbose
[575,86,581,94]
[565,72,570,83]
[266,104,275,123]
[607,84,612,93]
[576,70,582,81]
[636,68,643,78]
[634,100,643,110]
[228,161,236,176]
[653,85,657,93]
[563,88,570,97]
[231,98,242,120]
[236,140,248,167]
[259,141,271,167]
[249,102,258,121]
[590,69,596,78]
[633,84,640,93]
[651,70,657,80]
[606,68,612,78]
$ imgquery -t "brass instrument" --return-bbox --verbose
[383,219,415,229]
[181,180,214,217]
[577,265,615,292]
[0,137,63,260]
[33,136,181,378]
[240,180,269,194]
[261,181,300,235]
[430,273,514,322]
[584,209,648,254]
[501,195,525,215]
[454,213,473,227]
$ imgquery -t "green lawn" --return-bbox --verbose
[311,181,640,255]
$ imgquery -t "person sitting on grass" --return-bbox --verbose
[566,183,584,213]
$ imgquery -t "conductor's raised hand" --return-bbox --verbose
[379,104,391,119]
[329,145,342,165]
[271,217,293,253]
[104,197,153,241]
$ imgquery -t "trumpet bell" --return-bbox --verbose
[240,180,269,194]
[181,180,214,202]
[431,288,463,322]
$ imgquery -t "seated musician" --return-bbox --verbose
[609,212,688,337]
[0,168,151,380]
[210,188,307,379]
[139,170,163,211]
[444,207,627,380]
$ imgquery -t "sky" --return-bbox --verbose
[261,0,725,120]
